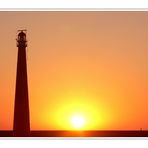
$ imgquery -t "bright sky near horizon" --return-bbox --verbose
[0,12,148,130]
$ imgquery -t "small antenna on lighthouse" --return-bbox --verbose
[17,29,27,32]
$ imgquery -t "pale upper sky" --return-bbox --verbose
[0,12,148,130]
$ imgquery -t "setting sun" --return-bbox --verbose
[71,114,86,129]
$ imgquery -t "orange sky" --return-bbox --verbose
[0,11,148,130]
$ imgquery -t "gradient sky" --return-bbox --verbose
[0,12,148,130]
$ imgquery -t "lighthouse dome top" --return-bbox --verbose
[18,31,26,37]
[17,30,27,47]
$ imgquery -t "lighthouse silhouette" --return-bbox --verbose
[13,30,30,136]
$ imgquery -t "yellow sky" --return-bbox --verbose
[0,12,148,130]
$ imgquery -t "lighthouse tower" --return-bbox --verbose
[13,30,30,136]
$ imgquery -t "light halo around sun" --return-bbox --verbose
[70,114,86,130]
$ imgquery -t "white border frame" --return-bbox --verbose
[0,0,148,146]
[0,0,148,9]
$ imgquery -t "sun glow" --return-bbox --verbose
[71,114,86,129]
[42,92,111,130]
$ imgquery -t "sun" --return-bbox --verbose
[71,114,86,129]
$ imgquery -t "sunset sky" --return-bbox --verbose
[0,11,148,130]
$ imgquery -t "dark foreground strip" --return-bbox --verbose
[0,130,148,137]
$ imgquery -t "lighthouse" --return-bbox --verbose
[13,30,30,136]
